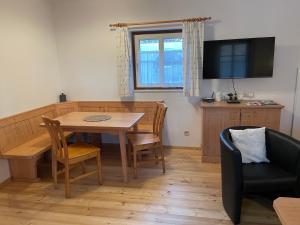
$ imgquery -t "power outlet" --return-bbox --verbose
[184,131,190,136]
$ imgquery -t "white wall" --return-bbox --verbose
[292,69,300,139]
[1,0,299,182]
[52,0,300,146]
[0,0,61,182]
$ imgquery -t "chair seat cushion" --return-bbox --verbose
[57,143,99,164]
[243,163,297,193]
[128,133,160,147]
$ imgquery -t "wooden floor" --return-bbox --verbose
[0,146,280,225]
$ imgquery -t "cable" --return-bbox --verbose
[231,79,237,95]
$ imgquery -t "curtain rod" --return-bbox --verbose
[109,16,212,28]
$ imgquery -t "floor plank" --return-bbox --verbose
[0,146,280,225]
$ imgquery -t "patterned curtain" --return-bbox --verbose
[117,27,134,97]
[182,21,204,97]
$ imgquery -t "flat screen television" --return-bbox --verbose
[203,37,275,79]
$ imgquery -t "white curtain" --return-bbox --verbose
[182,21,204,97]
[116,27,134,97]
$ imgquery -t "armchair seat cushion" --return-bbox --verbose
[243,163,297,193]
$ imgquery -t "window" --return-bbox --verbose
[132,30,183,89]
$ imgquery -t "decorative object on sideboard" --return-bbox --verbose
[59,93,67,102]
[226,92,240,104]
[226,79,240,104]
[245,100,279,106]
[215,91,222,101]
[202,91,215,103]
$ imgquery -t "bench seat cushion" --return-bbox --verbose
[1,131,73,159]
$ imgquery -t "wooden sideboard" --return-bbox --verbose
[200,101,284,163]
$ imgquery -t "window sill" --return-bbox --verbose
[134,89,183,93]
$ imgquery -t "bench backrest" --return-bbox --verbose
[0,102,78,156]
[0,101,159,156]
[77,101,158,127]
[0,105,56,155]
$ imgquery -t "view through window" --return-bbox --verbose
[132,30,183,89]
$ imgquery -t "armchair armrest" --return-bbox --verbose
[266,129,300,175]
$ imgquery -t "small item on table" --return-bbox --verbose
[83,115,112,122]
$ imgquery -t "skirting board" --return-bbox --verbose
[0,178,11,188]
[103,143,201,151]
[164,146,201,151]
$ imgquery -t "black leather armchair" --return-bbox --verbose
[220,126,300,224]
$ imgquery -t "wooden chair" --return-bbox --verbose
[42,116,102,198]
[127,102,168,178]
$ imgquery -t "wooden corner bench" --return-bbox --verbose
[0,101,158,182]
[0,102,76,182]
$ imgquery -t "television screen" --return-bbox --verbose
[203,37,275,79]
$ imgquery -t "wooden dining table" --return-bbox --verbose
[43,111,144,182]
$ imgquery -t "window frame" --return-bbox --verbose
[131,29,183,90]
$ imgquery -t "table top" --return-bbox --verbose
[43,112,144,131]
[273,197,300,225]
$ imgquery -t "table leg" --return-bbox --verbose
[133,124,138,132]
[119,131,128,182]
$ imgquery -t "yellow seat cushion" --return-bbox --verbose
[57,143,99,164]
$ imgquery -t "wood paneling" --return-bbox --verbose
[201,101,283,163]
[202,108,240,163]
[0,105,56,155]
[55,101,78,116]
[9,157,41,182]
[241,109,281,130]
[0,103,76,181]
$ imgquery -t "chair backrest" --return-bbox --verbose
[153,102,168,140]
[42,116,69,162]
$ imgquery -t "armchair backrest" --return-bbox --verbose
[266,129,300,175]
